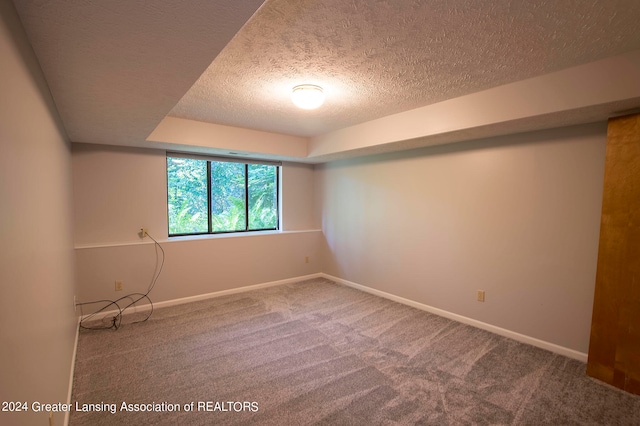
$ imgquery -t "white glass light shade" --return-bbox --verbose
[291,84,324,109]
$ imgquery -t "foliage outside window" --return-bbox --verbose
[167,155,279,236]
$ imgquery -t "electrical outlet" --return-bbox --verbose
[115,280,123,291]
[140,228,148,238]
[477,290,485,302]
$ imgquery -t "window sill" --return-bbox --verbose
[74,229,322,249]
[168,229,318,241]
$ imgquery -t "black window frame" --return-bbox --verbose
[166,153,280,237]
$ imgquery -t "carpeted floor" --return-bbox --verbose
[70,278,640,425]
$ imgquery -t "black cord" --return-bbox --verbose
[78,232,165,330]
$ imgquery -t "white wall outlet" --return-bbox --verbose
[477,290,485,302]
[140,228,148,238]
[115,280,123,291]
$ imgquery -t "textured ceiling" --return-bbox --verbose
[10,0,640,161]
[170,0,640,137]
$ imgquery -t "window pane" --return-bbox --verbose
[211,161,246,232]
[248,164,278,230]
[167,157,208,235]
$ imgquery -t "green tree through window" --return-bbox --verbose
[167,158,208,234]
[167,155,279,236]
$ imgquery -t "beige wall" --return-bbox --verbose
[315,123,606,353]
[72,144,321,305]
[72,144,318,244]
[0,3,77,425]
[75,231,323,305]
[282,162,317,230]
[74,124,607,355]
[72,144,168,244]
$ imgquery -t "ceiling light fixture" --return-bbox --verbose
[291,84,324,110]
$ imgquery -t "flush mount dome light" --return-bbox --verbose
[291,84,324,109]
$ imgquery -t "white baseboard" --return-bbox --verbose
[65,317,80,426]
[149,273,324,310]
[321,273,588,363]
[77,271,587,362]
[79,273,324,321]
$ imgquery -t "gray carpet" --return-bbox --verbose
[70,278,640,425]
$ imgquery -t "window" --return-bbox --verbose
[167,154,279,236]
